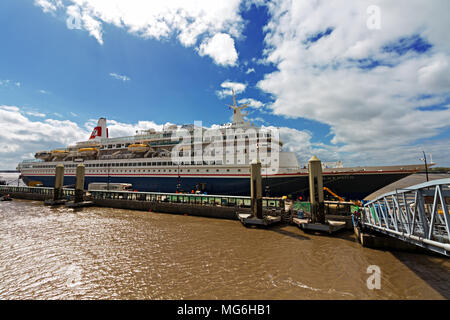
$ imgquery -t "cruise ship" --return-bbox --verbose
[17,95,430,200]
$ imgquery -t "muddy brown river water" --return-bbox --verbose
[0,196,449,300]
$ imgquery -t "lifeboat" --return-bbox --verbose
[51,149,68,158]
[78,147,98,157]
[67,149,78,157]
[128,143,150,153]
[35,151,52,161]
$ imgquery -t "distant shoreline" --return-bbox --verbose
[0,170,19,173]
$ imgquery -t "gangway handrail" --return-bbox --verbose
[365,178,450,205]
[360,178,450,257]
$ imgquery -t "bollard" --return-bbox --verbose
[237,157,281,227]
[74,164,85,203]
[308,156,325,224]
[250,158,263,219]
[53,164,64,201]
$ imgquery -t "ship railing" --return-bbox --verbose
[21,159,44,163]
[361,178,450,256]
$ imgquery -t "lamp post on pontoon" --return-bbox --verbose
[176,163,181,193]
[421,151,429,182]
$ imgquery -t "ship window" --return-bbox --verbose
[116,144,121,148]
[158,170,160,172]
[206,169,209,172]
[120,163,123,167]
[197,169,199,172]
[108,145,112,149]
[216,169,219,172]
[227,169,230,172]
[157,162,161,166]
[168,170,171,172]
[187,169,190,172]
[137,163,141,166]
[162,162,167,166]
[237,169,241,172]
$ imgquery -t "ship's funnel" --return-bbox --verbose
[89,117,108,140]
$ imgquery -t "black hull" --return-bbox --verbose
[22,171,414,201]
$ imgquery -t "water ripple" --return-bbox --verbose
[0,198,449,299]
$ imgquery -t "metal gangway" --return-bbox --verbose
[360,178,450,257]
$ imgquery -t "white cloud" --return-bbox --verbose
[198,33,238,66]
[257,0,450,165]
[109,72,131,82]
[216,81,247,99]
[245,67,255,74]
[418,53,450,90]
[26,111,46,117]
[38,89,50,94]
[0,79,21,88]
[36,0,243,66]
[0,107,178,169]
[238,98,264,108]
[0,105,89,169]
[34,0,62,13]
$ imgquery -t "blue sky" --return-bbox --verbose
[0,0,449,169]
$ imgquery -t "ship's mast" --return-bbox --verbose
[227,90,250,127]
